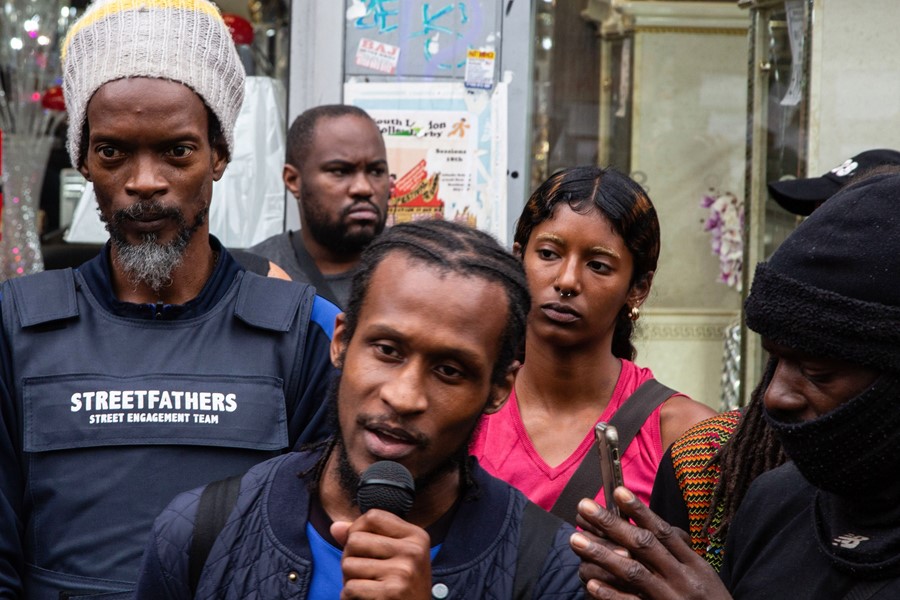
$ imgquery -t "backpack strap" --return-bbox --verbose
[550,379,676,525]
[513,501,563,600]
[188,475,243,596]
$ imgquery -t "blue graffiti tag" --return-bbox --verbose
[410,3,468,69]
[354,0,401,33]
[352,1,488,73]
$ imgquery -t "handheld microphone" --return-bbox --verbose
[357,461,415,518]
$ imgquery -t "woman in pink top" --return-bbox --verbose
[471,166,714,517]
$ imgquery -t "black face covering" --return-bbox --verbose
[764,374,900,499]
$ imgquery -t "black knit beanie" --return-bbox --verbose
[745,172,900,374]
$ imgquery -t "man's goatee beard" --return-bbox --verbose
[105,201,208,293]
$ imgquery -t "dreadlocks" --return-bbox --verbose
[703,359,786,542]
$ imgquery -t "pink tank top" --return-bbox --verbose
[470,359,667,509]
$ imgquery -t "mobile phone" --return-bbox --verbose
[594,422,625,517]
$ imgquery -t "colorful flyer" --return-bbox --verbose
[344,81,508,242]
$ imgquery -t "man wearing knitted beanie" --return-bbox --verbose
[0,0,339,597]
[567,172,900,600]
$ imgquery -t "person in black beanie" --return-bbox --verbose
[645,159,900,575]
[567,172,900,600]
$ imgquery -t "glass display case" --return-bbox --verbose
[740,0,812,401]
[529,1,602,191]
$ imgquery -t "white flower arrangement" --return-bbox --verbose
[700,190,744,292]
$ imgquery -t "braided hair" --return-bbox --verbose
[342,219,531,387]
[514,166,660,359]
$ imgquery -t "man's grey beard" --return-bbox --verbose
[104,200,208,293]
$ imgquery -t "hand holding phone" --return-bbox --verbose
[594,422,625,517]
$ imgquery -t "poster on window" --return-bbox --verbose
[344,81,508,242]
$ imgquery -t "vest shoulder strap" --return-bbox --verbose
[234,272,314,332]
[7,269,79,327]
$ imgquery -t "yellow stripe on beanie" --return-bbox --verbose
[63,0,224,59]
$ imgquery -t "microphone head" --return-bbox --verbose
[357,460,415,518]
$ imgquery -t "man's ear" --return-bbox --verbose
[211,142,228,182]
[484,360,519,415]
[330,312,348,369]
[78,162,91,182]
[512,242,523,258]
[283,163,302,199]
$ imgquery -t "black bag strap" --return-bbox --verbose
[513,501,563,600]
[188,475,242,597]
[607,379,677,452]
[550,379,676,525]
[290,231,342,307]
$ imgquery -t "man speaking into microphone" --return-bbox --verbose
[135,220,584,599]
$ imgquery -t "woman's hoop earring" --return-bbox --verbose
[628,305,641,321]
